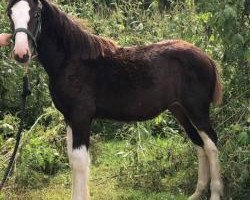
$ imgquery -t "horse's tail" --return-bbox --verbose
[210,59,223,106]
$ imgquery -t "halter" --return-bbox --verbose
[13,0,42,51]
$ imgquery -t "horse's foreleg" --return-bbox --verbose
[67,118,91,200]
[71,145,90,200]
[189,147,210,200]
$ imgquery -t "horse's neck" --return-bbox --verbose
[37,34,65,77]
[37,1,95,75]
[37,2,68,76]
[37,1,117,77]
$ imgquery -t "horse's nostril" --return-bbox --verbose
[14,52,30,64]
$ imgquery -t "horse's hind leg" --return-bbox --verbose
[189,147,210,200]
[185,106,223,200]
[198,128,223,200]
[168,103,210,200]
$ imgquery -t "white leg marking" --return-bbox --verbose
[189,147,210,200]
[67,126,73,165]
[67,127,90,200]
[199,131,223,200]
[11,1,31,58]
[70,145,90,200]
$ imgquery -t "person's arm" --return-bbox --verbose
[0,33,12,47]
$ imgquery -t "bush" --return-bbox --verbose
[117,129,196,194]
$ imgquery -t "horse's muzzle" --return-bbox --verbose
[13,50,30,64]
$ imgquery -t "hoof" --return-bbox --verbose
[188,192,201,200]
[210,194,220,200]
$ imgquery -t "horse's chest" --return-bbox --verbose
[48,70,94,111]
[48,81,66,113]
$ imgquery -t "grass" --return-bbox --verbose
[0,139,189,200]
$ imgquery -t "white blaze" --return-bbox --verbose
[11,0,31,58]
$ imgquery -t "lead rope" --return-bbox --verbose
[0,64,31,191]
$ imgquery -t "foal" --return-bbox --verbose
[7,0,223,199]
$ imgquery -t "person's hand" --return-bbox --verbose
[0,33,12,47]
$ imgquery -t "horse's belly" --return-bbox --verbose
[95,94,169,121]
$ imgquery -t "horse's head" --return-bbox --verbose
[7,0,42,63]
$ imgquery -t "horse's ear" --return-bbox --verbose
[6,0,17,13]
[38,0,49,3]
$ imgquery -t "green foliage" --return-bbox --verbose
[0,0,249,199]
[20,107,67,173]
[219,123,250,198]
[117,125,195,194]
[0,108,68,189]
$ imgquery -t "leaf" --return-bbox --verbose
[223,5,237,20]
[244,48,250,62]
[1,123,14,130]
[238,132,249,145]
[232,33,245,45]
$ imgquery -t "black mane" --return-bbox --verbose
[40,0,117,59]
